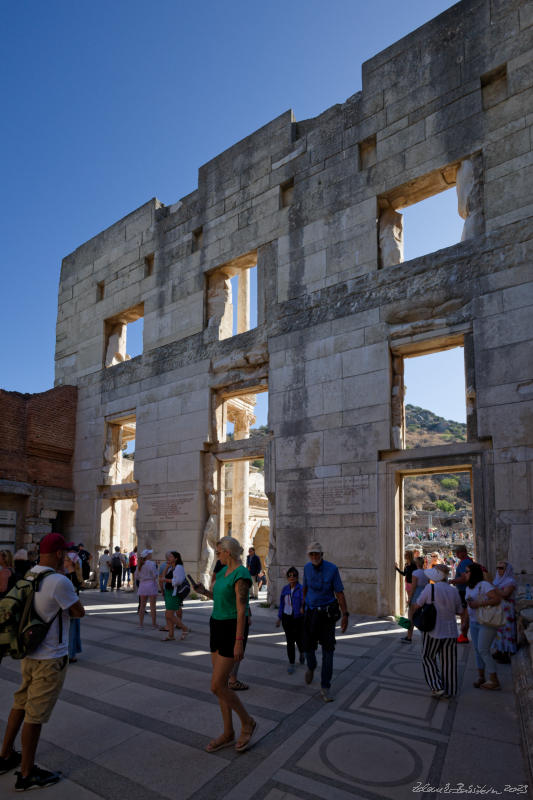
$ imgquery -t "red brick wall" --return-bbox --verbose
[0,387,77,489]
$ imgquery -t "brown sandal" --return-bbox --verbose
[162,636,175,641]
[206,734,235,753]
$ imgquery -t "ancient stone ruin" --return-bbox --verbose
[54,0,533,613]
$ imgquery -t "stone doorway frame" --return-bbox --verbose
[377,441,494,617]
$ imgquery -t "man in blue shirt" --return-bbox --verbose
[302,541,349,702]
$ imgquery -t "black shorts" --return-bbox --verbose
[210,617,249,658]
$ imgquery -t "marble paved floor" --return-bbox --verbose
[0,590,529,799]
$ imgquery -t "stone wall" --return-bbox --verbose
[55,0,533,613]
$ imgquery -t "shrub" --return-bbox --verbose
[440,477,459,490]
[436,499,455,513]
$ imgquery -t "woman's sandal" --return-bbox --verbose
[206,734,235,753]
[229,679,249,691]
[162,636,175,641]
[235,720,258,753]
[180,629,190,640]
[481,680,501,690]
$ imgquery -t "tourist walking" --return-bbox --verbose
[276,567,305,673]
[194,536,257,753]
[450,545,473,643]
[136,549,159,629]
[412,564,462,697]
[465,562,503,690]
[395,550,417,613]
[210,557,249,691]
[401,557,428,643]
[129,546,138,589]
[110,546,124,591]
[303,541,349,703]
[98,549,111,592]
[0,533,84,790]
[246,547,262,599]
[491,560,517,663]
[160,551,189,640]
[77,543,91,582]
[64,551,83,663]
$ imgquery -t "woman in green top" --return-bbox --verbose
[194,536,257,754]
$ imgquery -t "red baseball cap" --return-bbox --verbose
[39,533,68,554]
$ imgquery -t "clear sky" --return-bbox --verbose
[1,1,463,420]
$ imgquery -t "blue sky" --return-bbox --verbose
[1,1,465,421]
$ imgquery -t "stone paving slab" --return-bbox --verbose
[0,590,529,798]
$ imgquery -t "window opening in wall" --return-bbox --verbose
[192,227,203,252]
[402,468,474,605]
[230,265,257,336]
[400,188,464,262]
[104,303,144,367]
[144,253,154,277]
[481,64,507,110]
[403,347,466,449]
[103,415,136,486]
[96,281,105,302]
[378,157,483,268]
[280,178,294,208]
[223,388,268,442]
[206,251,258,341]
[359,134,377,170]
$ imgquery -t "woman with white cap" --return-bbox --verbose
[136,548,159,629]
[412,564,462,698]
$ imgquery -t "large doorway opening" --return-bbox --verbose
[403,468,474,565]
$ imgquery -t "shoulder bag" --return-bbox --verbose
[412,584,437,632]
[477,598,505,628]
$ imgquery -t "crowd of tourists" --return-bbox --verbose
[396,544,518,698]
[0,530,520,790]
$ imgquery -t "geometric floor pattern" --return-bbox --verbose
[0,590,529,798]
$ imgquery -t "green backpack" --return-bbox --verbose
[0,569,62,662]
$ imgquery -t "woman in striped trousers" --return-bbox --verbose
[412,564,463,698]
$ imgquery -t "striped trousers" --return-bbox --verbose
[422,634,458,696]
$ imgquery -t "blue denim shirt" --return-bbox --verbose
[277,582,304,619]
[303,560,344,609]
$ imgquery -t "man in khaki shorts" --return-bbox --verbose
[0,532,84,791]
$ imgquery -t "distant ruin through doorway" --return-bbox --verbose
[403,468,474,563]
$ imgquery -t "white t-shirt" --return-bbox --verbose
[99,554,111,571]
[465,580,495,622]
[417,581,462,639]
[28,567,79,660]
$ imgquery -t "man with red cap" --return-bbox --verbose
[0,533,85,791]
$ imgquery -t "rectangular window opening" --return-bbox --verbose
[402,346,466,450]
[402,468,474,585]
[222,388,268,443]
[359,134,377,170]
[206,251,258,341]
[104,303,144,367]
[103,415,136,486]
[219,458,269,565]
[192,227,203,253]
[378,159,484,268]
[144,253,154,277]
[280,178,294,209]
[481,64,507,110]
[96,281,105,302]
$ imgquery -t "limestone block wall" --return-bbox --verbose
[56,0,533,612]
